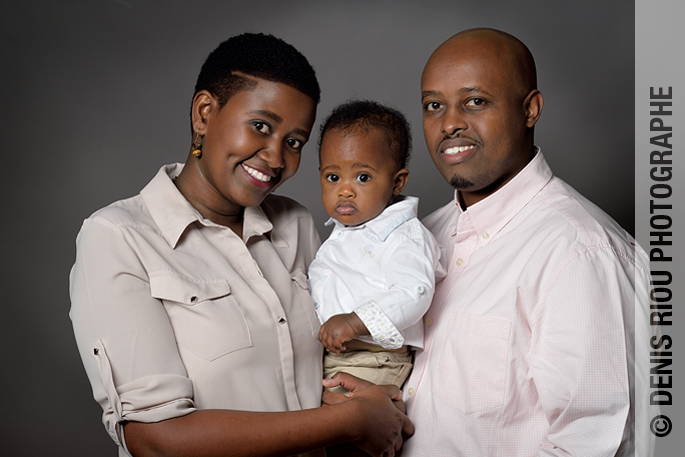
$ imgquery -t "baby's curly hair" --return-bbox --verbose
[319,100,412,170]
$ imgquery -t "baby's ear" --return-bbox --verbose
[392,168,410,195]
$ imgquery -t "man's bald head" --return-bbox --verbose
[427,28,537,100]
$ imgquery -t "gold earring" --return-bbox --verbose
[191,132,203,158]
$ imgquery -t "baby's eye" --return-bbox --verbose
[424,101,442,112]
[254,122,270,134]
[287,138,303,150]
[326,173,339,183]
[356,173,371,183]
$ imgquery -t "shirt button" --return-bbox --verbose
[337,231,343,238]
[426,318,433,327]
[417,285,425,294]
[408,388,415,396]
[190,296,198,303]
[456,258,464,266]
[278,317,287,325]
[482,232,490,239]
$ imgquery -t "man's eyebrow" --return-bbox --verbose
[422,87,495,99]
[460,86,494,97]
[421,90,440,100]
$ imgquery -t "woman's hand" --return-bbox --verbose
[343,383,414,456]
[323,373,412,456]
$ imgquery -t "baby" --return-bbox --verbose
[309,100,443,395]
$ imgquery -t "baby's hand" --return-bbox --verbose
[319,313,365,354]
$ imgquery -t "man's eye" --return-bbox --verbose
[356,173,371,183]
[424,101,442,112]
[326,174,339,183]
[465,98,485,107]
[287,138,303,150]
[254,122,270,134]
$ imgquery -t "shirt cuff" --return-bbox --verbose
[354,301,404,349]
[93,340,196,447]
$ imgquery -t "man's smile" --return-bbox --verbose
[438,140,477,164]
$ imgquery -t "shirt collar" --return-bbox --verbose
[243,204,276,244]
[324,195,419,242]
[140,163,275,248]
[455,147,553,245]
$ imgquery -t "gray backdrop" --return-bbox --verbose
[0,1,634,455]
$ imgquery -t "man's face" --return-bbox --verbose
[421,38,535,207]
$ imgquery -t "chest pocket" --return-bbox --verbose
[435,312,510,415]
[150,272,252,361]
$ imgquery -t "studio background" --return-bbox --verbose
[0,1,634,455]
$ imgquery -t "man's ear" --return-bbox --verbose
[191,90,215,135]
[392,168,410,195]
[524,89,544,128]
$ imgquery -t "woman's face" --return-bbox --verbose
[194,78,316,214]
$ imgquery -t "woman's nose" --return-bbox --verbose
[258,141,285,169]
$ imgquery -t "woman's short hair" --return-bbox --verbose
[193,33,321,108]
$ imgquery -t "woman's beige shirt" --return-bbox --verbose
[70,164,323,456]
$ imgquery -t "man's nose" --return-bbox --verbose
[441,106,467,136]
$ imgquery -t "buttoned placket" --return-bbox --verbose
[405,211,478,407]
[224,226,303,411]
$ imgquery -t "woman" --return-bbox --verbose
[69,33,411,457]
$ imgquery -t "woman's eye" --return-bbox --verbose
[356,174,371,183]
[287,138,303,150]
[424,101,442,112]
[254,122,270,134]
[326,174,339,183]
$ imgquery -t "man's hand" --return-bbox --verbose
[319,313,368,354]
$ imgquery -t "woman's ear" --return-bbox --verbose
[191,90,215,135]
[392,168,410,196]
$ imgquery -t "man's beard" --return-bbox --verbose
[449,175,473,190]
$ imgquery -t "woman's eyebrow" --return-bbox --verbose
[250,109,283,123]
[250,109,310,138]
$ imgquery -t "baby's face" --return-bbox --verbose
[319,128,405,226]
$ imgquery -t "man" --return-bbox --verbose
[397,28,654,456]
